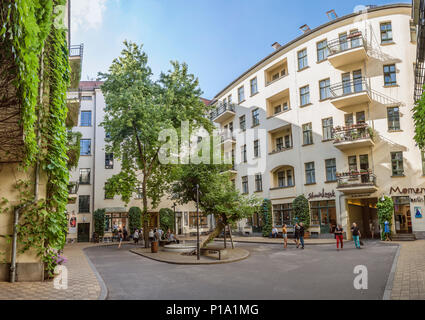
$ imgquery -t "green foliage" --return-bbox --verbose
[128,207,142,234]
[377,196,394,240]
[413,86,425,149]
[0,0,70,275]
[66,131,82,170]
[261,199,273,237]
[93,209,106,239]
[292,195,310,229]
[159,208,174,232]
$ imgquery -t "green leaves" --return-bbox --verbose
[377,196,394,240]
[292,195,311,229]
[413,86,425,149]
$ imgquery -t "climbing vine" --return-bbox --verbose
[377,196,394,240]
[261,199,273,237]
[0,0,71,275]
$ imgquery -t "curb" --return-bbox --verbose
[382,244,401,300]
[211,239,341,246]
[129,248,250,265]
[82,248,108,300]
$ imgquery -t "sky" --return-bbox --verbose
[70,0,410,99]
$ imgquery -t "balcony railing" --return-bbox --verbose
[270,145,292,155]
[330,78,369,98]
[210,102,236,121]
[337,170,377,189]
[333,123,374,144]
[327,32,366,57]
[68,182,79,195]
[69,44,84,58]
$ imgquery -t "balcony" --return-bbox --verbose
[327,32,367,68]
[69,44,84,90]
[68,181,79,204]
[330,78,371,108]
[210,102,236,123]
[219,131,236,150]
[269,145,293,155]
[336,171,378,195]
[333,123,375,151]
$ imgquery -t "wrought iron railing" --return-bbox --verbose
[330,78,369,99]
[337,170,377,188]
[327,32,366,56]
[210,102,236,121]
[270,145,292,155]
[69,44,84,58]
[333,123,374,144]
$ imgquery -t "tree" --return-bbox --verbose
[128,207,142,234]
[159,208,174,231]
[413,89,425,149]
[100,41,212,248]
[292,195,310,229]
[93,209,106,242]
[261,199,272,237]
[377,196,394,240]
[173,163,261,247]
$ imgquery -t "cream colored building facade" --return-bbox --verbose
[66,82,214,242]
[211,3,425,239]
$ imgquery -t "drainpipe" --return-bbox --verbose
[10,205,24,283]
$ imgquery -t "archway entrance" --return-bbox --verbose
[347,198,379,238]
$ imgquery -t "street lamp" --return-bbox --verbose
[196,184,200,261]
[172,202,177,234]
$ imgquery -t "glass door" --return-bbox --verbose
[342,73,351,95]
[353,70,363,93]
[360,154,369,183]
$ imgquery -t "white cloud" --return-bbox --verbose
[71,0,108,32]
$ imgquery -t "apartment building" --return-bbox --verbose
[66,82,214,242]
[211,3,425,240]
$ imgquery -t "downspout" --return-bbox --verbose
[92,89,97,238]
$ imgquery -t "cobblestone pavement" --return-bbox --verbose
[391,240,425,300]
[0,243,106,300]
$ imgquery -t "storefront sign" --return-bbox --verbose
[308,189,335,200]
[390,187,425,195]
[415,207,423,219]
[68,212,77,234]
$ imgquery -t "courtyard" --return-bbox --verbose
[85,241,398,300]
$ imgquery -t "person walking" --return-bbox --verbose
[335,224,344,250]
[384,220,392,241]
[118,229,123,249]
[282,224,288,249]
[123,226,128,241]
[299,222,305,250]
[351,223,361,249]
[149,229,154,243]
[293,223,300,248]
[133,229,139,245]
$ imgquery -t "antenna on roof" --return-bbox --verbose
[300,24,311,34]
[326,9,338,21]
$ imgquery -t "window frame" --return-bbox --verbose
[305,162,316,184]
[319,78,331,100]
[297,48,308,70]
[300,85,310,106]
[387,106,401,131]
[80,139,92,156]
[252,108,260,127]
[78,195,90,213]
[302,123,313,145]
[255,174,263,192]
[391,152,404,176]
[242,176,249,194]
[322,117,334,141]
[79,168,91,185]
[105,153,114,169]
[317,39,329,62]
[384,64,397,86]
[250,77,258,96]
[80,111,92,127]
[380,22,393,44]
[325,158,337,182]
[238,86,245,103]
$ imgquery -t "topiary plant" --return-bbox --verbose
[93,209,106,242]
[128,207,142,234]
[261,199,272,237]
[377,196,394,240]
[159,208,174,231]
[293,195,310,229]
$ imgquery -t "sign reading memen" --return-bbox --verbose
[390,187,425,195]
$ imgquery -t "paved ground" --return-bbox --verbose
[179,235,336,245]
[0,243,103,300]
[86,240,398,300]
[391,240,425,300]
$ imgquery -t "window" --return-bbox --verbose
[345,114,354,127]
[78,195,90,213]
[391,152,404,176]
[325,159,337,182]
[317,40,329,62]
[239,115,246,131]
[384,64,397,86]
[298,49,308,70]
[250,78,258,95]
[105,153,114,169]
[305,162,316,184]
[422,151,425,176]
[349,156,358,173]
[252,108,260,127]
[310,200,336,227]
[135,185,143,199]
[380,22,393,43]
[79,169,91,185]
[254,140,260,158]
[387,107,400,131]
[255,174,263,192]
[274,105,282,114]
[238,86,245,103]
[80,111,92,127]
[284,135,292,148]
[319,79,331,100]
[277,171,285,187]
[300,85,310,106]
[303,123,313,145]
[80,139,91,156]
[228,94,232,104]
[322,118,334,140]
[242,176,249,194]
[286,170,293,186]
[241,145,247,163]
[104,183,113,199]
[81,96,92,101]
[339,33,348,51]
[356,111,366,124]
[276,137,284,151]
[273,204,293,227]
[189,212,208,228]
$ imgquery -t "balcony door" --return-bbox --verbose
[353,70,363,92]
[360,155,369,183]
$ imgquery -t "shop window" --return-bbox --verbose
[189,212,208,228]
[273,203,293,227]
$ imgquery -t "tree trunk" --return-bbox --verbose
[228,224,235,249]
[142,182,149,248]
[224,226,227,248]
[199,221,225,248]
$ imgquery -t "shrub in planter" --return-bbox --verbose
[377,196,394,240]
[293,195,310,229]
[93,209,106,242]
[261,199,272,237]
[129,207,142,234]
